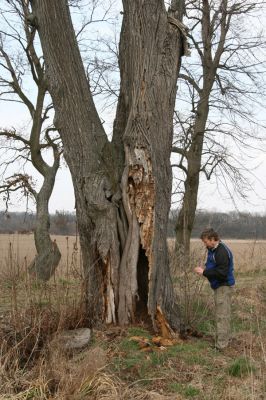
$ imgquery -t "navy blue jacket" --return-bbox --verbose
[203,241,235,290]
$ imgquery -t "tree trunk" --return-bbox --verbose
[175,91,211,260]
[175,145,202,262]
[27,85,61,281]
[175,1,221,261]
[33,0,184,334]
[29,175,61,281]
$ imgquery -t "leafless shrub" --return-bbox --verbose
[169,243,212,332]
[0,237,87,397]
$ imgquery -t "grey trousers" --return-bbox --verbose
[214,286,233,349]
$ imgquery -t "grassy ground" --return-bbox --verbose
[0,235,266,399]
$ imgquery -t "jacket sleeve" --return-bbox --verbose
[203,245,229,281]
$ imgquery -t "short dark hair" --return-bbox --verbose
[200,228,220,241]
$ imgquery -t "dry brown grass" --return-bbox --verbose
[1,234,266,275]
[0,233,82,278]
[0,234,88,399]
[0,234,266,399]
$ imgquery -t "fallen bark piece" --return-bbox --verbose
[152,336,181,347]
[129,336,150,343]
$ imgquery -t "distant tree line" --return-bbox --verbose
[169,210,266,239]
[0,211,76,236]
[1,210,266,239]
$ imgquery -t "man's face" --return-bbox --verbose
[202,237,217,249]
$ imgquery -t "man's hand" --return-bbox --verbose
[194,266,204,275]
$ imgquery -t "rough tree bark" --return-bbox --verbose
[32,0,185,334]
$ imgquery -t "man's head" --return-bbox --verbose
[200,228,220,248]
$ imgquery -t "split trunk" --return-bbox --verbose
[33,0,185,334]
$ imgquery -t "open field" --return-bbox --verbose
[0,234,266,399]
[1,234,266,274]
[0,234,82,278]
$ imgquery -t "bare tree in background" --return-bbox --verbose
[31,0,186,334]
[172,0,266,259]
[0,0,63,280]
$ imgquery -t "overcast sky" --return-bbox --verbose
[0,0,266,215]
[1,98,265,215]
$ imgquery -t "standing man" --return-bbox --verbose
[194,228,235,350]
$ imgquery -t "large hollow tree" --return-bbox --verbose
[32,0,186,334]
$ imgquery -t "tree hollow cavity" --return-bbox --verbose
[136,245,149,321]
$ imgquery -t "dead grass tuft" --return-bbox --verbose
[73,370,179,400]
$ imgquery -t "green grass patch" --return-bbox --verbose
[111,336,150,379]
[168,381,183,393]
[184,385,200,397]
[127,326,152,338]
[227,356,256,377]
[149,350,169,366]
[168,341,211,367]
[119,337,140,352]
[197,319,215,336]
[184,299,215,336]
[111,334,210,383]
[174,341,209,353]
[168,382,201,398]
[181,352,209,366]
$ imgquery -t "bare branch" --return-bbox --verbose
[0,41,35,116]
[179,73,202,94]
[0,173,37,205]
[0,128,30,146]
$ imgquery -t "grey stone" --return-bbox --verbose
[56,328,91,351]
